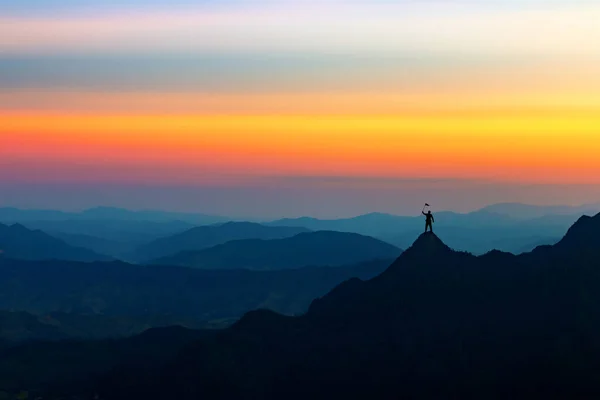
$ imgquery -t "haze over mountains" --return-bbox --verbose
[2,212,600,399]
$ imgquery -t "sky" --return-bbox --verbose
[1,0,600,218]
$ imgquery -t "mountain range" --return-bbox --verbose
[152,231,401,270]
[134,222,310,262]
[15,211,600,399]
[3,203,598,258]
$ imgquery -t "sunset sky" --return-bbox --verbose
[1,0,600,218]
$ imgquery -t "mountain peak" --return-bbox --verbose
[378,232,456,279]
[405,232,453,256]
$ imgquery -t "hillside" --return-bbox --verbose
[0,311,207,344]
[0,258,392,322]
[152,231,401,270]
[0,223,109,262]
[134,222,310,262]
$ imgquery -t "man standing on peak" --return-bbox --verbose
[422,210,435,233]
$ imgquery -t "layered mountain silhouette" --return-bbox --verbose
[152,231,401,270]
[75,212,600,399]
[134,222,310,262]
[0,223,109,262]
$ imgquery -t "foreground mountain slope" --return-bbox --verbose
[93,213,600,399]
[0,310,209,344]
[152,231,401,270]
[0,223,109,262]
[0,257,392,321]
[134,222,310,262]
[0,326,213,395]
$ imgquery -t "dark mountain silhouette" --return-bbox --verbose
[68,212,600,399]
[134,222,310,262]
[0,311,69,343]
[0,257,391,322]
[0,311,202,344]
[152,231,402,270]
[0,223,109,262]
[0,325,213,396]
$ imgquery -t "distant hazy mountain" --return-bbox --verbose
[478,202,600,219]
[0,223,109,262]
[16,219,194,256]
[134,222,310,262]
[269,212,412,234]
[269,210,527,235]
[0,206,226,225]
[76,212,600,400]
[0,257,392,322]
[152,231,402,270]
[51,232,135,259]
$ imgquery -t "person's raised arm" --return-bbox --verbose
[422,211,426,216]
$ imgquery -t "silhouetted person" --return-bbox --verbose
[422,210,434,233]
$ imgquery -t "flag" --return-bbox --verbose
[425,203,430,207]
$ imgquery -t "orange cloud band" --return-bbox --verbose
[2,112,600,184]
